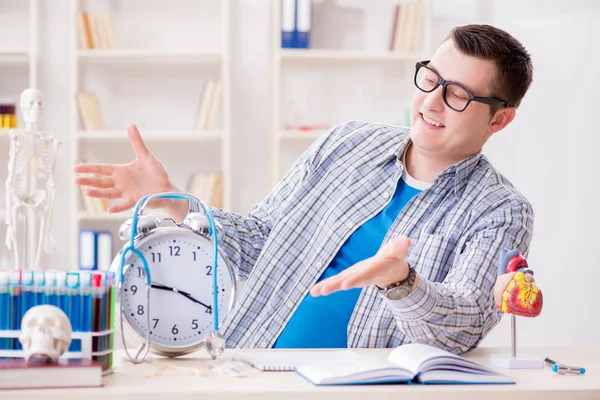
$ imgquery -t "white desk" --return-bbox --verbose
[2,346,598,400]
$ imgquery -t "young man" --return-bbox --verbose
[74,24,534,354]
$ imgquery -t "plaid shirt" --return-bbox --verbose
[193,120,534,354]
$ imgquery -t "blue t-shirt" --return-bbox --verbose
[273,174,427,348]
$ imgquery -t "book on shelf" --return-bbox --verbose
[0,358,103,390]
[79,229,114,271]
[281,0,312,49]
[295,343,515,386]
[195,80,222,131]
[76,11,116,50]
[77,92,104,130]
[389,2,423,53]
[186,171,223,209]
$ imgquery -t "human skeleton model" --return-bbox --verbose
[4,89,60,270]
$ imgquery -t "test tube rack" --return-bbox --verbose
[0,270,115,373]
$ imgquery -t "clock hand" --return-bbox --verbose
[150,281,212,311]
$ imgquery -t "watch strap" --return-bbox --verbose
[377,266,416,294]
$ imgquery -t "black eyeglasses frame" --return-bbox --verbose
[414,60,511,112]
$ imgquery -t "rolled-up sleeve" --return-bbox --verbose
[385,201,534,354]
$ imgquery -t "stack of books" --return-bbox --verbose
[76,11,116,50]
[389,2,423,53]
[186,172,223,209]
[76,93,104,131]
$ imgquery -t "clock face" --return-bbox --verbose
[119,228,235,350]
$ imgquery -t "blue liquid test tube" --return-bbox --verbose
[0,271,8,354]
[20,271,35,352]
[45,271,58,306]
[8,271,21,351]
[80,271,93,334]
[56,271,68,316]
[66,272,81,352]
[20,270,34,314]
[32,271,45,306]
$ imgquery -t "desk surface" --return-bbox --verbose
[2,346,598,400]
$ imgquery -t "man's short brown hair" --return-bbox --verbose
[447,24,533,111]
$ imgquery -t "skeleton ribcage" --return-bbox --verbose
[13,134,55,198]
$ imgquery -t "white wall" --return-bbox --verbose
[1,0,597,348]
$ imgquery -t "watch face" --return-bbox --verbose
[387,286,411,300]
[118,228,235,352]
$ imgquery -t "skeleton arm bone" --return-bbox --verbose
[41,177,56,252]
[5,133,19,249]
[34,138,59,268]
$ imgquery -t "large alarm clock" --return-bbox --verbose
[109,193,237,359]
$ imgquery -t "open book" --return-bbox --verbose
[295,343,514,386]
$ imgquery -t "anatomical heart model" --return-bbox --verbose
[4,89,60,270]
[496,250,543,317]
[490,248,544,369]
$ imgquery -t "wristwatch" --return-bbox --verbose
[377,266,417,300]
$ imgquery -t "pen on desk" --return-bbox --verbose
[544,357,557,367]
[552,363,586,375]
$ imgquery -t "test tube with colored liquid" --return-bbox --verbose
[45,271,58,306]
[20,271,34,326]
[8,271,21,350]
[80,271,93,335]
[66,272,81,352]
[0,271,8,354]
[32,271,46,305]
[56,271,69,318]
[107,271,115,370]
[91,272,102,360]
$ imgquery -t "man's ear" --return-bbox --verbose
[488,107,516,136]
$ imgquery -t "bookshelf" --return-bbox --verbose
[69,0,232,270]
[269,0,431,185]
[0,0,39,264]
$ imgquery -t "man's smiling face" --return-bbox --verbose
[409,39,503,165]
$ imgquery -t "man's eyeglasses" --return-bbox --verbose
[414,60,510,112]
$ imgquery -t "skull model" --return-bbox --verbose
[20,88,44,127]
[19,305,72,364]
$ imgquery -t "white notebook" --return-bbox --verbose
[232,350,359,371]
[295,344,515,386]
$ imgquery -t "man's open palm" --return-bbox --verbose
[73,125,175,213]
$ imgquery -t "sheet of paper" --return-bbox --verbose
[233,350,359,371]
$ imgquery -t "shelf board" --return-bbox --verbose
[78,210,173,221]
[76,130,223,142]
[279,129,327,140]
[77,49,222,63]
[279,49,425,62]
[78,211,132,221]
[0,50,29,61]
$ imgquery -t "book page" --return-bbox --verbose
[388,343,465,375]
[296,354,412,385]
[388,343,509,379]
